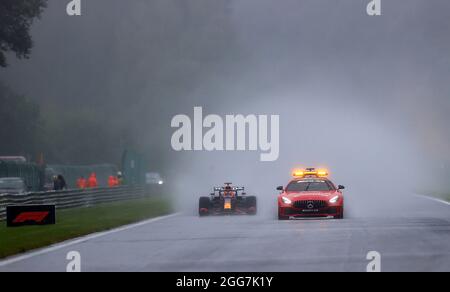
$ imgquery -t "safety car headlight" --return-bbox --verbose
[329,196,339,203]
[282,197,292,205]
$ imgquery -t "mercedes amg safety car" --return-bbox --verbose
[199,183,257,216]
[277,168,345,220]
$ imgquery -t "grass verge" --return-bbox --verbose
[0,196,172,259]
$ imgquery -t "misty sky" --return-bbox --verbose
[1,0,449,197]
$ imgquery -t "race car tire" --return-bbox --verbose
[278,207,289,220]
[246,196,257,215]
[199,197,211,217]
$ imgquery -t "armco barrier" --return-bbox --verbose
[0,186,145,221]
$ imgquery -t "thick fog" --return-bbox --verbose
[1,0,449,216]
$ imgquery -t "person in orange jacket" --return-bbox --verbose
[117,172,123,186]
[77,176,87,189]
[113,176,120,186]
[108,176,117,188]
[87,173,98,188]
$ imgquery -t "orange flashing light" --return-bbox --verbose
[293,168,329,178]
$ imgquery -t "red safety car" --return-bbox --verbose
[277,168,345,220]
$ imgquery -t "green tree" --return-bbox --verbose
[0,0,47,67]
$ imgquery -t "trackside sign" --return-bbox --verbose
[6,205,56,227]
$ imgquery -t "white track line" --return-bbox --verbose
[413,194,450,206]
[0,213,180,267]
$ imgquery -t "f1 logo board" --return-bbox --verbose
[6,205,56,227]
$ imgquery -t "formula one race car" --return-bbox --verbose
[199,183,257,216]
[277,168,345,220]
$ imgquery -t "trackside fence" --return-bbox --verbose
[0,186,145,221]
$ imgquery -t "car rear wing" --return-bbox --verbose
[213,186,245,192]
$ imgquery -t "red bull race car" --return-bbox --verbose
[199,183,257,216]
[277,168,345,220]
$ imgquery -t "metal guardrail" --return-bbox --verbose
[0,186,145,221]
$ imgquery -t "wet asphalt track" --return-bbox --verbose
[0,194,449,272]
